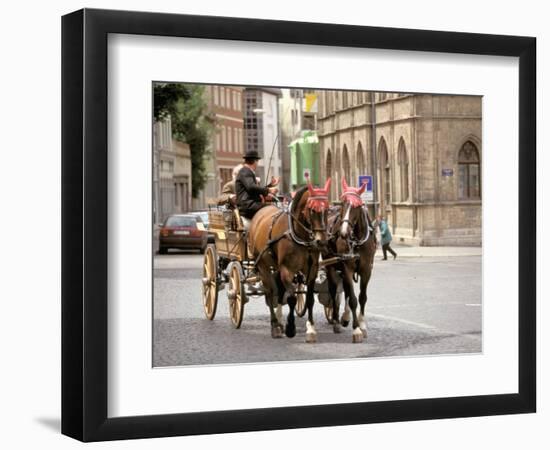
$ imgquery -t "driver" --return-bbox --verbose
[235,150,279,223]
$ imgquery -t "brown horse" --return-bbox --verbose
[324,177,376,343]
[248,179,331,341]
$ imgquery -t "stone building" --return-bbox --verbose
[317,91,481,246]
[153,117,193,223]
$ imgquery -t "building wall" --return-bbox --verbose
[317,91,482,246]
[195,85,245,209]
[259,91,281,182]
[244,88,282,185]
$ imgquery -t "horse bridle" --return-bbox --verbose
[287,196,330,247]
[337,195,371,248]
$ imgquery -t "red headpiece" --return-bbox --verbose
[305,176,331,212]
[341,177,366,208]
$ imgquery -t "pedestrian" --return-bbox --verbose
[376,215,397,260]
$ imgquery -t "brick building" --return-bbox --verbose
[195,85,246,208]
[317,92,481,246]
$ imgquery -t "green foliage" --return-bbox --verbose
[154,83,214,198]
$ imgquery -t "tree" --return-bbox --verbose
[153,83,214,198]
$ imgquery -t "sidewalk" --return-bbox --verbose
[376,244,482,258]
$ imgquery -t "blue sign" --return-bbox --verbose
[358,175,373,192]
[442,168,454,177]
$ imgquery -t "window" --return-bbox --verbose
[378,92,387,101]
[398,139,409,201]
[325,149,333,199]
[342,145,351,182]
[220,87,225,107]
[213,86,219,105]
[303,114,315,130]
[379,139,391,208]
[357,142,365,175]
[221,126,226,151]
[458,141,481,199]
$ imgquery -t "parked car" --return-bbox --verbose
[189,211,215,244]
[158,214,208,254]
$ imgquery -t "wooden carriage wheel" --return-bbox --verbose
[228,263,246,329]
[202,245,219,320]
[295,284,307,317]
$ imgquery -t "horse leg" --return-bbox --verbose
[260,266,282,338]
[279,266,297,338]
[340,293,351,328]
[358,254,374,338]
[305,279,318,343]
[326,266,342,332]
[343,264,362,343]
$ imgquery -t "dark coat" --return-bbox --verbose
[235,166,269,219]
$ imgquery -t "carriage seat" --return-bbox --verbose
[232,208,249,231]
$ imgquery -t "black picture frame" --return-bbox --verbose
[62,8,536,442]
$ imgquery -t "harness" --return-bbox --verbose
[252,198,328,267]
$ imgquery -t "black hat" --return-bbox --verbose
[243,149,262,160]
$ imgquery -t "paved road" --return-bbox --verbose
[153,249,481,367]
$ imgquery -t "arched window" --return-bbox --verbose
[458,141,481,199]
[398,138,409,201]
[326,149,333,199]
[357,142,366,176]
[378,138,391,208]
[335,148,341,198]
[342,145,351,184]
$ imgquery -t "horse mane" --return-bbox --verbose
[291,186,309,215]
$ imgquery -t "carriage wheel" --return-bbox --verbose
[295,284,307,317]
[202,245,219,320]
[228,263,246,329]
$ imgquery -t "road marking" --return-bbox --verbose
[369,301,481,309]
[368,313,437,330]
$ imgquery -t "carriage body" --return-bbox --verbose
[208,209,247,262]
[202,207,260,328]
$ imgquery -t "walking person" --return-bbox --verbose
[376,215,397,260]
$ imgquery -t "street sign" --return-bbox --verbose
[442,168,454,176]
[358,174,374,202]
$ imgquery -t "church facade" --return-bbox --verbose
[317,92,482,246]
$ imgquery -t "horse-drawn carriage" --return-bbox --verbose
[201,177,376,343]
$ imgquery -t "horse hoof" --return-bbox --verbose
[333,323,342,334]
[306,332,317,343]
[352,329,363,343]
[285,324,296,338]
[361,328,367,338]
[271,327,283,339]
[341,319,350,328]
